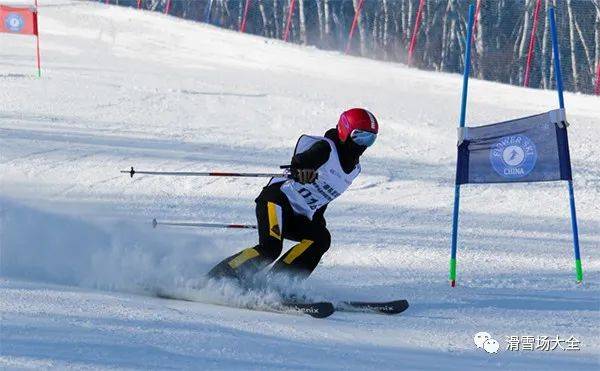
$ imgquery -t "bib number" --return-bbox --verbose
[298,187,319,210]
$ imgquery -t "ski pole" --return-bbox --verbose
[152,218,257,230]
[121,166,286,178]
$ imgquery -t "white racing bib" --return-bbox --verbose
[271,135,360,220]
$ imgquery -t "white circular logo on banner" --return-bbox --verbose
[5,13,25,32]
[490,134,537,179]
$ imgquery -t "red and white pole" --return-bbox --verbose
[35,29,41,77]
[164,0,171,15]
[240,0,252,33]
[472,0,481,42]
[524,0,542,87]
[344,0,365,54]
[137,0,142,10]
[407,0,425,65]
[283,0,297,42]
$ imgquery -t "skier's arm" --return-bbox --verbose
[290,140,331,184]
[291,140,331,170]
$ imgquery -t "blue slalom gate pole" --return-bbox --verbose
[449,4,475,287]
[549,7,582,283]
[550,8,564,109]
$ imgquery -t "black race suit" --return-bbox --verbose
[208,128,359,280]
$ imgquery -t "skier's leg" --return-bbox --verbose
[271,219,331,279]
[207,200,285,280]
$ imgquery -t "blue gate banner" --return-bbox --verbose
[456,109,573,184]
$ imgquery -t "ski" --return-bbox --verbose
[280,301,335,319]
[154,290,334,319]
[337,299,409,315]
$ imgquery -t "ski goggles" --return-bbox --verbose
[350,129,377,147]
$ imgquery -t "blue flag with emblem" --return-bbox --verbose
[449,6,582,288]
[455,109,572,185]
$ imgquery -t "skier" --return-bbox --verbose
[208,108,379,282]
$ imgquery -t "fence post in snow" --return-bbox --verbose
[407,0,425,66]
[524,0,543,87]
[344,0,365,54]
[283,0,297,42]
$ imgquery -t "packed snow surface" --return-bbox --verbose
[1,1,598,369]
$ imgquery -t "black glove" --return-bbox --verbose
[293,168,317,184]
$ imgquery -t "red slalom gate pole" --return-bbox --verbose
[137,0,142,10]
[35,30,41,77]
[283,0,297,41]
[240,0,251,33]
[595,61,600,95]
[34,0,41,77]
[472,0,481,42]
[164,0,171,14]
[407,0,425,65]
[524,0,542,87]
[344,0,365,54]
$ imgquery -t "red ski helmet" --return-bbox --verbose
[337,108,379,146]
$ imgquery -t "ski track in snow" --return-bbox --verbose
[0,1,598,369]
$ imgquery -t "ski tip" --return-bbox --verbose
[384,299,409,315]
[365,300,409,315]
[339,299,409,315]
[307,302,335,318]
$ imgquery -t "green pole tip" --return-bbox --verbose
[575,259,583,282]
[449,258,457,280]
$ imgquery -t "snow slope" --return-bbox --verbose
[1,1,599,369]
